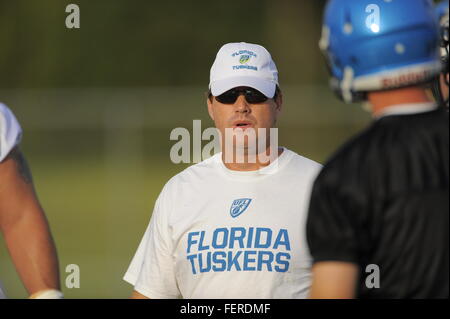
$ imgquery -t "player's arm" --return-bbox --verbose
[309,261,359,299]
[0,147,60,297]
[130,290,150,299]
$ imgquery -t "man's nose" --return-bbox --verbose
[234,95,251,113]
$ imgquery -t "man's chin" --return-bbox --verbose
[234,144,258,153]
[232,126,255,132]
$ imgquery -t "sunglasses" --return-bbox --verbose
[213,87,271,104]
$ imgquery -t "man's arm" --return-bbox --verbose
[0,147,60,296]
[130,290,150,299]
[309,261,359,299]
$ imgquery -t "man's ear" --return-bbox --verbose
[207,97,215,121]
[275,91,283,113]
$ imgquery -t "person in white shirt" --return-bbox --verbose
[0,103,62,299]
[124,42,322,299]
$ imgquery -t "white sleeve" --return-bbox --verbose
[0,281,6,299]
[0,103,22,162]
[123,182,180,299]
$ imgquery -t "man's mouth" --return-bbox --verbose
[232,121,254,129]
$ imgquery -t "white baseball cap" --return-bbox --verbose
[209,42,279,98]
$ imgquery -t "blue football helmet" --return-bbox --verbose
[320,0,442,103]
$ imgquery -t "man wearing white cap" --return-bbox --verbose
[0,103,62,299]
[124,42,321,299]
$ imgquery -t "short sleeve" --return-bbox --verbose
[0,103,22,162]
[123,183,180,299]
[306,173,362,265]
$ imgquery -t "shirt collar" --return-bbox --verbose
[374,102,438,119]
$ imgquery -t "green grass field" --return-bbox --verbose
[0,86,370,298]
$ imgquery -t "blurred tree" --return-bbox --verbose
[0,0,325,88]
[265,0,326,85]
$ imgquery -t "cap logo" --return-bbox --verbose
[231,51,258,71]
[231,50,257,58]
[239,55,251,64]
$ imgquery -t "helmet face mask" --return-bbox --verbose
[432,0,449,108]
[320,0,442,104]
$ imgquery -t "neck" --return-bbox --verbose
[368,86,433,117]
[222,146,283,171]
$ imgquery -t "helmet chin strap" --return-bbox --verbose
[432,75,449,109]
[341,67,355,103]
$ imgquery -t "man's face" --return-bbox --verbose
[207,86,282,152]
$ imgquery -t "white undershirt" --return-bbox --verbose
[374,102,438,119]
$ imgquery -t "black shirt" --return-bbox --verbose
[306,108,449,298]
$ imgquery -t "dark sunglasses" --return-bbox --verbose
[214,87,270,104]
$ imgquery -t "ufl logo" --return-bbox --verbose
[239,55,251,64]
[230,198,252,218]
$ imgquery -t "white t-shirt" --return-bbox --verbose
[124,148,322,299]
[0,103,22,162]
[0,281,5,299]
